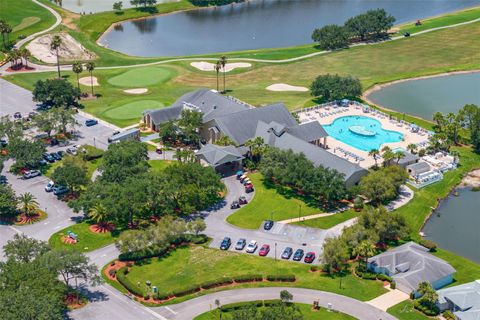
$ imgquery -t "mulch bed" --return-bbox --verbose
[6,65,35,72]
[89,223,116,233]
[16,213,41,225]
[62,236,78,245]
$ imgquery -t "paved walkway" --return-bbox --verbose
[152,287,397,320]
[367,288,409,311]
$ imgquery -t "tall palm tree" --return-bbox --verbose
[381,146,395,167]
[368,149,380,166]
[18,192,39,217]
[21,48,31,68]
[395,150,406,164]
[214,61,221,92]
[353,240,376,270]
[89,203,110,227]
[72,61,83,92]
[85,61,96,96]
[219,55,227,93]
[50,35,63,78]
[406,143,417,154]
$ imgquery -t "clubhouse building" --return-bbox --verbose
[143,89,367,186]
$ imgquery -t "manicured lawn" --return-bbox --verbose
[107,67,175,87]
[0,0,56,42]
[45,155,102,180]
[387,300,430,320]
[226,173,321,229]
[103,100,165,120]
[293,210,359,230]
[397,6,480,35]
[194,303,355,320]
[118,245,386,302]
[149,160,173,172]
[49,221,119,252]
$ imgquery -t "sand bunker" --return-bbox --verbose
[266,83,309,92]
[79,76,99,87]
[191,61,251,72]
[123,88,148,94]
[26,33,96,64]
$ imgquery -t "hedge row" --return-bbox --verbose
[116,267,144,297]
[220,300,282,312]
[266,274,296,282]
[414,300,440,316]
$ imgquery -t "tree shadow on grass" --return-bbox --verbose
[262,179,320,209]
[136,6,158,14]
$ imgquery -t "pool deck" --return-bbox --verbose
[298,105,429,169]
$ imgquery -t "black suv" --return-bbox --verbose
[263,220,274,231]
[293,249,304,261]
[220,237,231,250]
[281,247,293,259]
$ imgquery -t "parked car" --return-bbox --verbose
[263,220,274,231]
[230,201,240,209]
[45,180,55,192]
[293,249,304,261]
[57,151,65,158]
[235,238,246,250]
[281,247,293,260]
[246,240,258,253]
[53,186,69,196]
[403,32,410,37]
[0,175,7,185]
[220,237,231,250]
[245,183,254,193]
[238,196,248,205]
[0,139,7,148]
[155,148,163,154]
[66,145,80,155]
[38,159,48,166]
[23,170,41,179]
[50,152,61,161]
[49,138,59,146]
[13,112,22,119]
[304,252,316,264]
[259,244,270,256]
[85,119,98,127]
[42,153,55,163]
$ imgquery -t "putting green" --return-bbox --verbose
[107,67,175,87]
[103,100,164,120]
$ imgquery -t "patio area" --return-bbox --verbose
[296,101,431,168]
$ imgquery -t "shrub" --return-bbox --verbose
[200,278,234,290]
[377,274,392,282]
[156,292,171,300]
[116,267,144,297]
[119,246,169,261]
[171,286,200,297]
[443,310,456,320]
[220,301,264,312]
[108,269,117,277]
[263,299,282,307]
[125,261,133,267]
[310,266,318,272]
[390,281,396,289]
[81,145,104,161]
[414,300,440,316]
[266,274,296,282]
[233,274,263,283]
[419,239,437,252]
[144,294,150,300]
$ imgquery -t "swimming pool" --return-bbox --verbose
[323,116,404,151]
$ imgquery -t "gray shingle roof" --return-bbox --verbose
[438,280,480,317]
[214,103,298,145]
[406,162,431,174]
[196,144,244,167]
[398,151,420,165]
[254,121,368,186]
[287,121,328,142]
[369,242,456,293]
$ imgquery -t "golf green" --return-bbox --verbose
[107,67,175,87]
[103,100,164,120]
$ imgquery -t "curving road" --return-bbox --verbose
[151,287,397,320]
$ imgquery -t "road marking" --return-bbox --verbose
[165,306,177,315]
[8,226,22,234]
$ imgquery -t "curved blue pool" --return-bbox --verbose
[323,116,403,151]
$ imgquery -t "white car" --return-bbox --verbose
[45,180,55,192]
[23,170,41,179]
[246,240,258,253]
[66,145,81,155]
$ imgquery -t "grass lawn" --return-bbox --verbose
[5,22,480,127]
[387,300,430,320]
[116,245,386,302]
[226,173,321,229]
[194,303,355,320]
[292,210,360,230]
[103,100,165,121]
[107,67,175,87]
[49,221,119,252]
[45,155,102,179]
[149,160,173,172]
[0,0,56,42]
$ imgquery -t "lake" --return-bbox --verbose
[422,187,480,263]
[367,72,480,120]
[50,0,177,14]
[98,0,479,57]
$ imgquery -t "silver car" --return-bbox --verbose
[246,240,258,253]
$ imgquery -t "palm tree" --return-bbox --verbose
[85,61,95,96]
[450,150,460,164]
[368,149,380,166]
[394,150,406,164]
[20,48,31,68]
[89,203,110,227]
[214,61,221,92]
[406,143,417,154]
[18,192,39,217]
[174,149,195,164]
[219,55,227,93]
[50,35,63,78]
[381,146,395,167]
[353,240,376,270]
[72,61,83,92]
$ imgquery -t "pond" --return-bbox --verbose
[98,0,479,57]
[422,187,480,263]
[50,0,177,14]
[367,72,480,120]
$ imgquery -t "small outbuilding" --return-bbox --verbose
[406,161,431,177]
[195,144,244,174]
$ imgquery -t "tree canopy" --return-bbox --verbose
[310,74,362,100]
[311,24,349,50]
[359,165,408,205]
[52,157,90,192]
[33,78,81,109]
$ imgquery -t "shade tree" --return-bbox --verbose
[33,78,81,109]
[310,74,362,101]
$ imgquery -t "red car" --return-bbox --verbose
[259,244,270,256]
[245,183,254,193]
[304,252,316,263]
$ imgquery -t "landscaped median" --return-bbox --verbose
[226,172,321,229]
[102,244,387,306]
